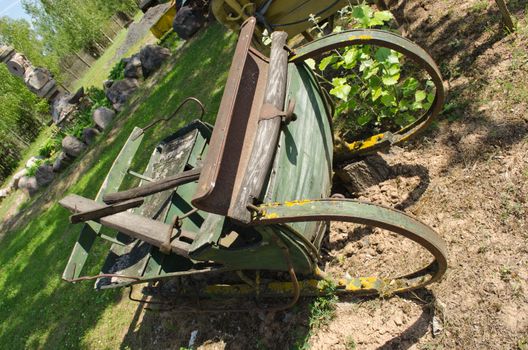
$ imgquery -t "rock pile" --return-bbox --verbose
[105,44,170,110]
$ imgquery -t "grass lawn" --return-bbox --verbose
[70,12,156,92]
[0,24,236,349]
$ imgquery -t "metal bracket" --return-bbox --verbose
[259,99,296,124]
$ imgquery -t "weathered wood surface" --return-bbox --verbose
[228,31,289,223]
[60,194,193,256]
[103,167,201,204]
[62,127,144,280]
[69,197,145,224]
[335,155,391,194]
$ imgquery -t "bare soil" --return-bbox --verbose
[119,1,528,349]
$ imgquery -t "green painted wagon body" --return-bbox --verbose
[60,18,447,300]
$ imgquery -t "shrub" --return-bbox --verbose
[311,4,435,142]
[108,59,126,80]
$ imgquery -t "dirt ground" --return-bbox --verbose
[118,1,528,349]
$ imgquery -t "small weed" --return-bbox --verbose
[420,342,444,350]
[477,245,488,254]
[346,335,357,350]
[309,294,338,329]
[518,336,528,350]
[440,61,461,80]
[470,0,488,13]
[499,265,512,281]
[440,100,469,122]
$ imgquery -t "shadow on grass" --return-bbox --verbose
[0,23,237,349]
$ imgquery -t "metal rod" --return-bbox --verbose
[128,170,154,182]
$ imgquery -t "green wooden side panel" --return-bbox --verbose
[263,62,334,242]
[95,121,212,289]
[190,225,314,274]
[62,127,144,280]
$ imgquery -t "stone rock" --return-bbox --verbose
[68,87,85,104]
[0,45,15,62]
[62,136,86,158]
[172,6,206,40]
[26,156,43,169]
[82,127,100,145]
[18,176,39,196]
[139,0,157,12]
[51,93,78,125]
[139,44,171,77]
[53,152,73,173]
[93,107,115,130]
[12,168,28,189]
[23,67,57,99]
[6,52,30,77]
[105,78,139,111]
[35,164,55,186]
[103,79,114,90]
[124,53,143,79]
[0,187,12,198]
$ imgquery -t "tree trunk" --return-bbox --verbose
[335,155,391,194]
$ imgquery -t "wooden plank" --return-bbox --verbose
[263,64,333,243]
[228,31,289,223]
[102,167,201,204]
[69,197,144,224]
[62,127,144,280]
[60,195,192,257]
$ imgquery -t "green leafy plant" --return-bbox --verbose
[37,136,62,158]
[108,59,126,81]
[26,158,52,177]
[158,29,182,52]
[308,280,338,329]
[312,4,435,142]
[85,86,112,109]
[61,86,111,140]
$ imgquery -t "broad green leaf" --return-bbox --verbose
[382,74,399,86]
[319,55,336,71]
[368,75,382,88]
[386,65,400,76]
[427,91,435,103]
[357,113,373,126]
[373,11,393,24]
[415,90,426,102]
[381,94,396,106]
[364,66,379,80]
[412,101,423,110]
[351,5,373,27]
[343,48,358,67]
[374,47,391,62]
[387,53,400,65]
[330,78,352,101]
[371,86,383,101]
[402,78,419,96]
[359,59,374,72]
